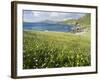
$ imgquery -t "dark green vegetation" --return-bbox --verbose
[23,30,91,69]
[62,13,91,28]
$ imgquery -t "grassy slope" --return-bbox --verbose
[62,13,91,28]
[78,14,91,28]
[23,30,91,69]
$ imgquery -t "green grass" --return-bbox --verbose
[23,30,91,69]
[62,13,91,28]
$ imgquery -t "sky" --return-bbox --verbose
[23,10,86,22]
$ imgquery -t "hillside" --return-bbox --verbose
[62,13,91,28]
[78,14,91,28]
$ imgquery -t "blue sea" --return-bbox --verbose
[23,22,73,32]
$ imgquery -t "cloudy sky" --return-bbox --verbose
[23,10,85,22]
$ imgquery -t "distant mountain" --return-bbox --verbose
[62,19,77,25]
[40,20,59,24]
[24,19,61,24]
[23,14,91,29]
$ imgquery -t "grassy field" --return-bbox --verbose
[23,30,91,69]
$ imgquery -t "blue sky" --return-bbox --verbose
[23,10,85,22]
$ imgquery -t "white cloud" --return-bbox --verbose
[23,10,85,22]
